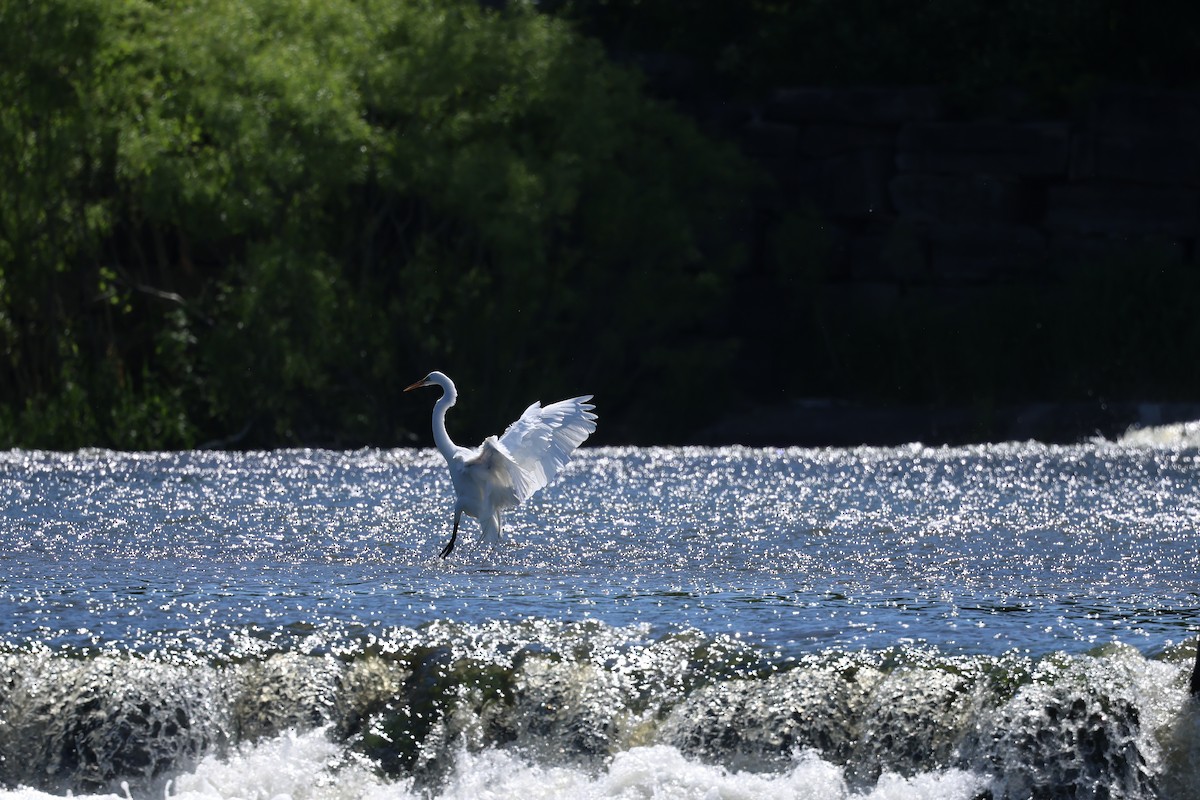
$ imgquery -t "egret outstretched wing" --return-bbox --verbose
[464,436,534,509]
[499,395,597,500]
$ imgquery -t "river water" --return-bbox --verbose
[0,436,1197,799]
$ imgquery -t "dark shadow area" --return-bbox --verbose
[2,1,1198,448]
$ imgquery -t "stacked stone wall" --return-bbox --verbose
[733,86,1199,295]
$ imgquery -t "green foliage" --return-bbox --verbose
[349,0,748,439]
[8,0,1194,449]
[0,0,118,448]
[0,0,748,448]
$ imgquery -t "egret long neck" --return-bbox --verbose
[431,387,458,461]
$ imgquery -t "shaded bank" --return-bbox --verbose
[3,1,1200,450]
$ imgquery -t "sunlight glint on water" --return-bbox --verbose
[0,441,1198,798]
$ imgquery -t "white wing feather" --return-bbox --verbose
[463,436,533,510]
[499,395,597,502]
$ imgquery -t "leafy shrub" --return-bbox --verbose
[0,0,749,447]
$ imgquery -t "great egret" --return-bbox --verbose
[404,371,597,558]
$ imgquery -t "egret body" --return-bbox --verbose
[404,371,597,558]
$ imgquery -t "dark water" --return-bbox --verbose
[1,442,1198,799]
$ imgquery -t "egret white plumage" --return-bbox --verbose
[404,371,597,558]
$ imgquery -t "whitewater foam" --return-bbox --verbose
[1117,420,1200,448]
[167,728,397,800]
[0,729,990,800]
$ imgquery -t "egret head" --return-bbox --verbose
[404,371,452,393]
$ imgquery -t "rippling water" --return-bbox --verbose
[1,441,1198,799]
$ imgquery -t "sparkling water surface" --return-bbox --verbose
[2,442,1196,658]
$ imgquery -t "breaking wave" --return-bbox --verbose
[2,621,1198,799]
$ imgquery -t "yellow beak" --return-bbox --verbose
[404,378,429,392]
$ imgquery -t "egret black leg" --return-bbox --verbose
[1191,635,1200,697]
[440,513,460,559]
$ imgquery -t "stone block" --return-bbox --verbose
[702,99,756,132]
[890,173,1031,225]
[784,149,895,219]
[1082,86,1200,136]
[925,224,1047,283]
[1070,88,1200,184]
[902,284,1010,315]
[1044,182,1200,236]
[848,220,928,283]
[1071,92,1200,185]
[822,282,903,315]
[897,122,1069,176]
[766,87,942,125]
[761,214,851,283]
[1048,234,1186,268]
[794,123,898,158]
[739,119,799,158]
[1072,134,1200,186]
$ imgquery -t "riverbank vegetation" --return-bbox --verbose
[2,0,1198,448]
[1,0,746,448]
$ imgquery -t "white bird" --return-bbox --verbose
[404,370,597,558]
